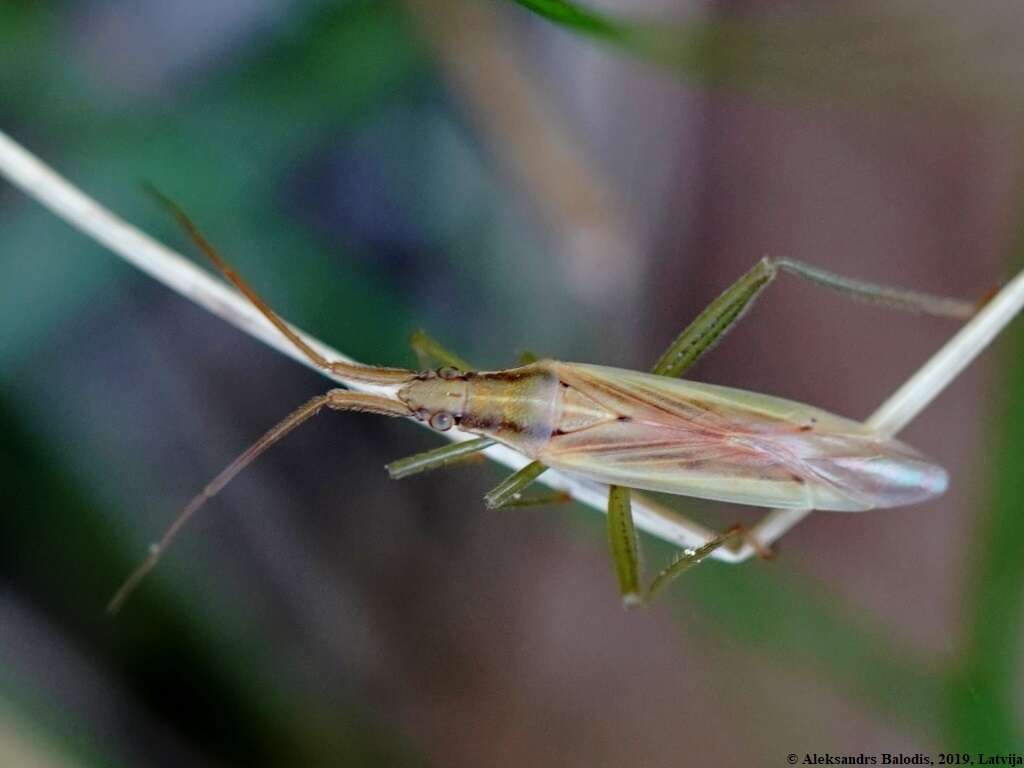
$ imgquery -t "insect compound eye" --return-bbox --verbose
[437,365,461,380]
[429,411,454,431]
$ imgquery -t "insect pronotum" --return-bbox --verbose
[107,190,979,613]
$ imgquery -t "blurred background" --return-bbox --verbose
[2,0,1023,765]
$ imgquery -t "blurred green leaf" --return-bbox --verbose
[510,0,629,42]
[946,263,1024,746]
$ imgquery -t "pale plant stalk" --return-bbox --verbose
[0,128,1021,564]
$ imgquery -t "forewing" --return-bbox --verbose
[539,363,946,511]
[553,363,870,436]
[538,416,821,509]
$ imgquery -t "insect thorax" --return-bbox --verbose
[399,362,563,455]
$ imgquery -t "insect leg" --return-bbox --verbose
[605,488,747,603]
[645,527,745,602]
[652,258,777,378]
[409,329,475,371]
[651,257,975,379]
[387,437,496,479]
[484,460,549,509]
[409,329,541,369]
[607,485,642,604]
[774,259,976,319]
[108,389,410,614]
[601,263,779,602]
[601,260,768,598]
[599,260,769,599]
[497,489,572,508]
[148,186,413,385]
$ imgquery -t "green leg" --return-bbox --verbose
[498,488,572,508]
[387,437,496,479]
[645,526,745,602]
[607,490,747,605]
[410,329,475,371]
[607,486,641,604]
[606,257,769,600]
[773,258,975,319]
[484,460,549,509]
[651,258,776,378]
[652,257,974,379]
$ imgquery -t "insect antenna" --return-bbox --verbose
[107,389,411,614]
[145,184,414,385]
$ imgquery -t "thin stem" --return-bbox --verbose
[0,131,387,395]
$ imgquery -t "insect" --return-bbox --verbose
[108,191,977,613]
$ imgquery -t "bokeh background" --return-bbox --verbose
[2,0,1024,765]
